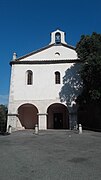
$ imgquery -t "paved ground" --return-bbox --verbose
[0,129,101,180]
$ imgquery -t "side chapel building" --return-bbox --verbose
[7,29,79,131]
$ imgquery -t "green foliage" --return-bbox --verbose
[76,32,101,104]
[0,105,8,132]
[76,33,101,61]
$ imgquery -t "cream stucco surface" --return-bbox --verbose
[7,29,79,131]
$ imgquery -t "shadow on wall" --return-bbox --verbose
[59,63,83,106]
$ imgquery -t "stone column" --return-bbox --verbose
[7,114,17,131]
[7,114,24,131]
[38,113,47,130]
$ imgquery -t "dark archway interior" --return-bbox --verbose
[18,104,38,129]
[47,103,69,129]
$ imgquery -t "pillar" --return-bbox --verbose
[7,114,24,131]
[38,113,47,130]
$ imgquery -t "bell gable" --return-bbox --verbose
[10,29,78,64]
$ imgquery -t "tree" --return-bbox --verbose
[0,105,8,132]
[76,32,101,104]
[76,32,101,130]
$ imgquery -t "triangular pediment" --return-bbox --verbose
[12,43,78,63]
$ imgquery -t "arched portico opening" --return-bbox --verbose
[18,103,38,129]
[47,103,69,129]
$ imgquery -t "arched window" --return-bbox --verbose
[55,32,61,44]
[27,70,33,85]
[55,71,61,84]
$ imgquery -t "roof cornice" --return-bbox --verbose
[10,59,81,65]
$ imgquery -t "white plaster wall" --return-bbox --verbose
[8,29,78,130]
[20,46,77,61]
[13,63,74,102]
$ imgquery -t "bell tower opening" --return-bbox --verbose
[55,32,61,44]
[50,29,67,45]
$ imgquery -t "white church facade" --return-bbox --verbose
[7,29,79,131]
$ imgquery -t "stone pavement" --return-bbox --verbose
[0,129,101,180]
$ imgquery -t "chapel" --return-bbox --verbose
[7,29,79,131]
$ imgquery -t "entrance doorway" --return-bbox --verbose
[47,103,69,129]
[54,113,63,129]
[18,103,38,129]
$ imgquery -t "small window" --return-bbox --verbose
[27,70,33,85]
[55,71,60,84]
[55,32,61,44]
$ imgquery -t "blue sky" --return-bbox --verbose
[0,0,101,105]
